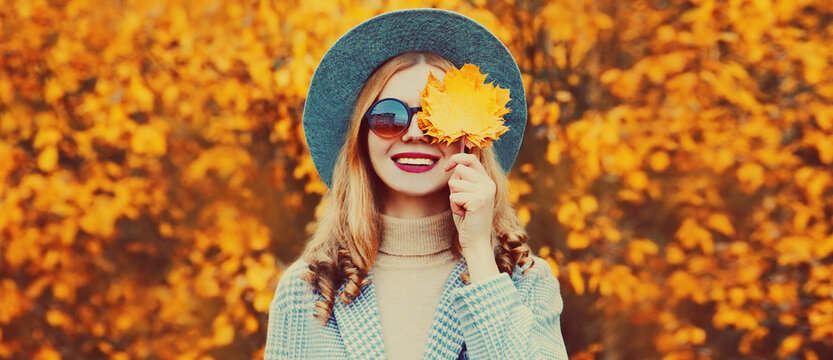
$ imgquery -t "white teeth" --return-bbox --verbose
[394,157,436,166]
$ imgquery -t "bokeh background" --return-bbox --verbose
[2,0,832,359]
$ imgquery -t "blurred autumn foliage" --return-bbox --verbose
[1,0,832,359]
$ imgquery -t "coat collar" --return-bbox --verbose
[333,258,469,360]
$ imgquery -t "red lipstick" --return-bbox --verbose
[391,152,440,173]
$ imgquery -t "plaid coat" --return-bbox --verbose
[264,254,568,359]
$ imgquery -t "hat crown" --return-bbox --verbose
[303,8,527,188]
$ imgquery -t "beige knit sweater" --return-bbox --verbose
[370,209,458,360]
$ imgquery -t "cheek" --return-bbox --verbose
[438,142,459,159]
[366,132,388,167]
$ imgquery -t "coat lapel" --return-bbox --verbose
[333,270,387,360]
[334,259,470,360]
[421,260,468,359]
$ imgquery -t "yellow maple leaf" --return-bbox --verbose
[417,63,510,149]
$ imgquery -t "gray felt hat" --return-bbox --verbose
[302,8,527,188]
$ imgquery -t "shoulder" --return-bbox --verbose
[511,254,555,280]
[510,254,563,309]
[271,258,316,310]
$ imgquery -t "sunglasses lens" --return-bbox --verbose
[367,99,410,137]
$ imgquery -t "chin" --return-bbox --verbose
[388,178,447,197]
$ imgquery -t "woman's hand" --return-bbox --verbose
[444,152,496,252]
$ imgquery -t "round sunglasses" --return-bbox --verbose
[363,98,422,138]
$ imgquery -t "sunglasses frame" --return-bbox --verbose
[363,98,423,138]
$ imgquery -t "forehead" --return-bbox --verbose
[377,63,445,107]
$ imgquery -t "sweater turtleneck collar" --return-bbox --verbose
[378,209,457,257]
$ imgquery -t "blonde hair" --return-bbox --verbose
[299,51,535,326]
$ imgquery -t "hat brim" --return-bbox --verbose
[302,8,527,188]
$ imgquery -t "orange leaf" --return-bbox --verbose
[33,346,61,360]
[777,334,803,358]
[37,146,58,172]
[417,63,510,149]
[567,231,590,249]
[568,262,585,295]
[706,213,735,236]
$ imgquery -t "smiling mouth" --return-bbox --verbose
[390,154,440,173]
[393,157,438,166]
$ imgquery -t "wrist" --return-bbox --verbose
[460,244,499,283]
[460,243,495,264]
[460,241,492,253]
[458,231,492,249]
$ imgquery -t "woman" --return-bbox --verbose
[265,8,567,360]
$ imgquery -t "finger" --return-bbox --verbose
[449,191,467,216]
[450,198,465,217]
[449,191,491,214]
[448,178,476,193]
[449,163,483,182]
[444,152,479,170]
[444,153,485,173]
[449,192,477,215]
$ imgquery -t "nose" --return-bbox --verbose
[400,112,428,142]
